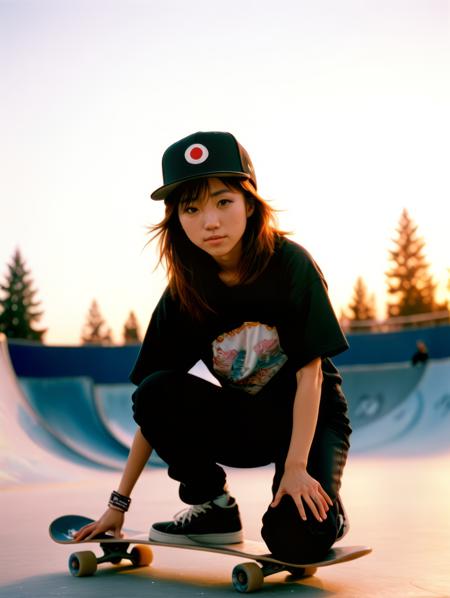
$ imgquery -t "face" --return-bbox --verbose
[178,178,254,270]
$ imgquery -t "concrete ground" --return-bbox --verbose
[1,455,450,598]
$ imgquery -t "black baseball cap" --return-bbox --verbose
[151,131,257,200]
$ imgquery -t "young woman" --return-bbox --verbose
[75,131,352,563]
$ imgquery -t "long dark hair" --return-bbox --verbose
[149,177,285,319]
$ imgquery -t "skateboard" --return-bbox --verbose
[49,514,372,593]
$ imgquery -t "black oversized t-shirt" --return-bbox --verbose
[130,237,348,399]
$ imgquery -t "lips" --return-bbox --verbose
[204,235,226,242]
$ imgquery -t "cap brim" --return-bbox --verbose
[150,172,251,200]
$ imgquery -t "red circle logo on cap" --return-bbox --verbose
[184,143,209,165]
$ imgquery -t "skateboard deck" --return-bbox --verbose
[49,514,372,593]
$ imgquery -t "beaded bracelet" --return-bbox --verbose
[108,490,131,513]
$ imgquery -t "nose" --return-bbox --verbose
[202,206,220,230]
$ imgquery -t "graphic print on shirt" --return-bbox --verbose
[212,322,288,395]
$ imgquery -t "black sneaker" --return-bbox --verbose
[149,493,243,545]
[335,494,350,541]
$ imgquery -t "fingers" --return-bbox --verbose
[303,494,325,522]
[73,521,106,541]
[71,507,126,542]
[273,488,332,523]
[270,489,284,508]
[82,524,107,541]
[270,470,335,524]
[73,523,96,541]
[313,490,331,520]
[85,529,100,541]
[293,495,307,521]
[318,485,333,507]
[292,492,330,522]
[272,491,327,522]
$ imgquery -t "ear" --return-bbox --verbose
[246,198,255,217]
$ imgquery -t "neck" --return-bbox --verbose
[218,268,240,286]
[215,251,241,286]
[211,240,242,281]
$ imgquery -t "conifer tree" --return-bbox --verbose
[446,269,450,310]
[346,276,376,331]
[0,248,46,341]
[386,209,437,318]
[81,300,113,345]
[123,310,141,344]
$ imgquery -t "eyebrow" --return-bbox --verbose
[210,188,232,197]
[180,186,233,206]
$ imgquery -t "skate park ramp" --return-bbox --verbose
[341,361,425,427]
[16,374,166,471]
[0,334,98,486]
[19,376,131,470]
[94,383,138,449]
[1,332,450,486]
[348,357,450,456]
[341,359,450,454]
[0,337,220,484]
[0,334,166,486]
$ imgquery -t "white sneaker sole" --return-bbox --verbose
[149,527,244,545]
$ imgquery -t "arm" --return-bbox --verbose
[117,428,153,496]
[74,429,152,540]
[285,358,323,469]
[271,358,333,521]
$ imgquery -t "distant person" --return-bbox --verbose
[74,131,352,563]
[411,340,429,367]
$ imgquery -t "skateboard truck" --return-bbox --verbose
[232,561,317,592]
[68,541,153,577]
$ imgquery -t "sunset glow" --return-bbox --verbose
[1,0,448,344]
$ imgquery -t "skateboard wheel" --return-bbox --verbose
[232,562,264,593]
[68,551,98,577]
[130,545,153,567]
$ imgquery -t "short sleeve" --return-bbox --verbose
[129,288,202,385]
[278,241,349,371]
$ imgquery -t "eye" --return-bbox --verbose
[218,198,232,207]
[182,205,198,214]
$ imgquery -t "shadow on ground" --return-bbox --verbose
[0,565,335,598]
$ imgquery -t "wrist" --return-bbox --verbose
[108,504,126,514]
[108,490,131,513]
[284,459,307,471]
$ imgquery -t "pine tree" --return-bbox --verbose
[346,276,376,332]
[123,310,141,344]
[0,248,46,341]
[446,269,450,310]
[386,209,437,318]
[81,300,113,345]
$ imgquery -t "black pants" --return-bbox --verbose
[132,370,351,563]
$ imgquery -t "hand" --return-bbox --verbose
[270,465,333,522]
[73,508,125,541]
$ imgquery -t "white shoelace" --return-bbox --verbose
[173,502,213,526]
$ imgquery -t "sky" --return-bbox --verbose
[1,0,449,345]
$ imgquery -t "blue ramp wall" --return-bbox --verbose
[8,343,139,383]
[7,325,450,383]
[334,325,450,366]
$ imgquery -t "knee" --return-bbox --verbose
[261,496,338,563]
[132,370,178,426]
